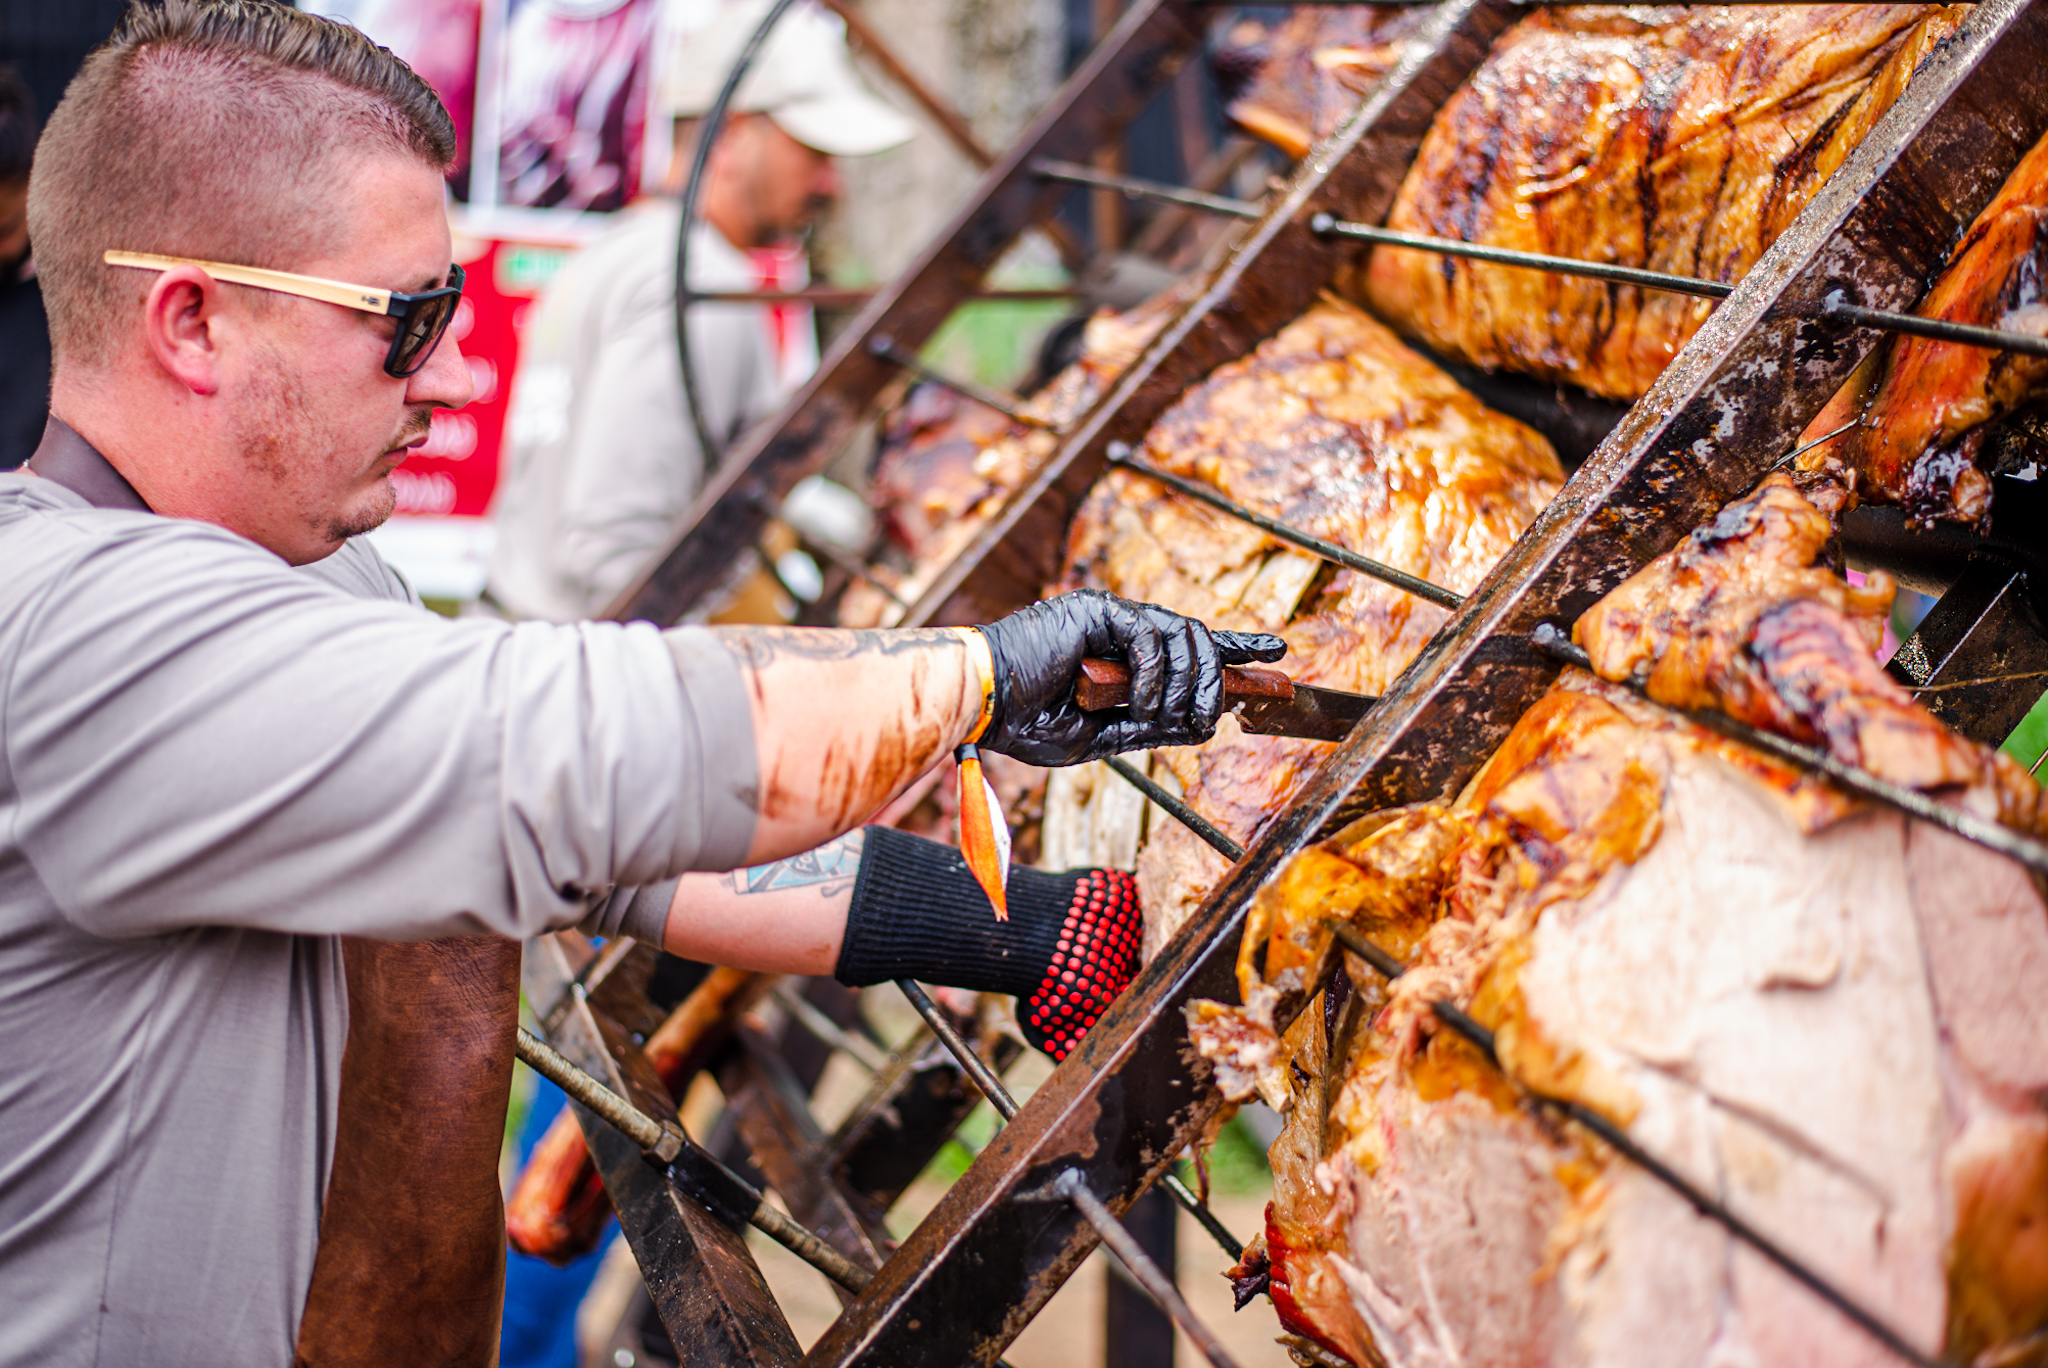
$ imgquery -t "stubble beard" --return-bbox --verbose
[230,349,423,552]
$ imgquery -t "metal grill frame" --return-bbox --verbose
[524,1,2048,1364]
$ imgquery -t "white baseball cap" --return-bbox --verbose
[659,1,917,158]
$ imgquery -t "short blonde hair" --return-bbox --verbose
[29,0,456,367]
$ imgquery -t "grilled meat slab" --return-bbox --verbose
[1805,128,2048,529]
[1356,4,1963,402]
[1057,297,1561,945]
[1218,6,1434,161]
[1195,472,2048,1368]
[843,305,1169,627]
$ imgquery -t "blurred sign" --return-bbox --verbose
[391,236,572,517]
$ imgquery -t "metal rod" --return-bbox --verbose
[895,979,1021,1120]
[1529,624,2048,877]
[1822,296,2048,360]
[676,0,801,466]
[1107,444,1467,610]
[1103,755,1246,862]
[815,0,996,167]
[774,980,891,1073]
[687,287,1084,307]
[1034,158,1259,221]
[869,335,1056,428]
[1771,419,1858,470]
[1319,930,1945,1368]
[1313,213,1736,299]
[516,1026,668,1153]
[1315,216,2048,358]
[513,1027,874,1294]
[1052,1171,1249,1368]
[898,977,1253,1263]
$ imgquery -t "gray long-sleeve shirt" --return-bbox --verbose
[0,471,757,1365]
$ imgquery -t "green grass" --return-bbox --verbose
[920,299,1074,391]
[2002,688,2048,772]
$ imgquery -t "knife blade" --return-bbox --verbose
[1074,658,1376,743]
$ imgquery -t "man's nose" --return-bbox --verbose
[407,331,476,411]
[813,156,842,202]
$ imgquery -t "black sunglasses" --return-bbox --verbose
[104,251,468,378]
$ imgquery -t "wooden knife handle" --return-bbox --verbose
[1075,656,1294,711]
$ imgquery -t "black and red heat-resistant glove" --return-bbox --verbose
[834,826,1144,1061]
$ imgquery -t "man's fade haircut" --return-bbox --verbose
[28,0,456,367]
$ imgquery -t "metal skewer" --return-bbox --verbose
[1034,1171,1249,1368]
[1317,925,1948,1368]
[1033,163,2048,358]
[893,979,1253,1264]
[1529,624,2048,876]
[869,335,1057,428]
[1034,158,1261,221]
[513,1026,875,1294]
[1106,444,1466,610]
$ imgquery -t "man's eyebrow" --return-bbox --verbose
[399,267,454,293]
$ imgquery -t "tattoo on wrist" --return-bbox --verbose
[728,831,865,897]
[715,627,959,670]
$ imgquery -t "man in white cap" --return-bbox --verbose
[485,1,914,623]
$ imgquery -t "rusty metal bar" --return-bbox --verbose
[895,979,1021,1121]
[606,0,1205,625]
[514,1025,877,1295]
[688,288,1085,307]
[816,0,996,167]
[899,969,1248,1265]
[1888,557,2048,746]
[523,940,802,1368]
[1313,211,1735,297]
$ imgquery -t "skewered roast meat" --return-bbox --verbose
[1194,468,2048,1368]
[1355,4,1964,402]
[842,303,1170,627]
[1804,127,2048,529]
[1055,297,1562,947]
[1216,6,1433,160]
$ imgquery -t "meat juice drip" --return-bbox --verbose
[1190,471,2048,1368]
[1354,4,1965,402]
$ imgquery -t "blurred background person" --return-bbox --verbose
[0,66,44,470]
[484,1,913,624]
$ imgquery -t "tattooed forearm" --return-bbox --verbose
[713,626,963,671]
[727,830,866,898]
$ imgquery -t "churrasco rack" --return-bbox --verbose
[520,1,2048,1364]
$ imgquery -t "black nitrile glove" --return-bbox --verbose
[974,589,1286,766]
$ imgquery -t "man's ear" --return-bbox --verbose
[142,265,227,397]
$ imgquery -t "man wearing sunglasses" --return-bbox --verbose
[0,4,1283,1367]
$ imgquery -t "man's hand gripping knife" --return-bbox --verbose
[891,590,1280,1058]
